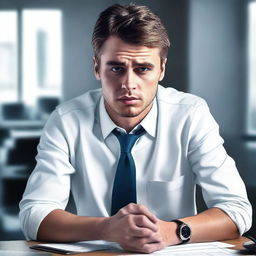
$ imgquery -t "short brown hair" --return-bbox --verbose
[92,3,170,62]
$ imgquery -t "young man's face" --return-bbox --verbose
[94,36,166,127]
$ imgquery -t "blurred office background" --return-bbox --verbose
[0,0,255,240]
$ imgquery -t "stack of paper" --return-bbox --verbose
[121,242,239,256]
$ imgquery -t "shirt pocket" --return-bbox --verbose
[146,175,188,220]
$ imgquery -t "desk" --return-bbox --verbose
[0,237,252,256]
[0,120,45,129]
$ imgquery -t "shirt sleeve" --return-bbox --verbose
[187,100,252,235]
[19,110,75,240]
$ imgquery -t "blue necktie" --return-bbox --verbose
[111,126,146,215]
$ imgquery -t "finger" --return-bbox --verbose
[133,215,158,232]
[131,226,155,237]
[122,214,158,235]
[121,238,165,254]
[129,230,162,245]
[117,204,138,217]
[139,233,162,244]
[125,203,158,223]
[141,241,166,254]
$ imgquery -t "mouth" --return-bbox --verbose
[117,96,140,105]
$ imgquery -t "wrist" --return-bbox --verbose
[96,217,110,241]
[159,220,180,246]
[168,221,181,245]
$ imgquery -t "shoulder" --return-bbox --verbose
[55,88,102,117]
[157,85,207,109]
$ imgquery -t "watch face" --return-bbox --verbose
[180,224,191,240]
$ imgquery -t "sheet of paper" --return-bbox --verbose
[31,241,240,255]
[30,240,121,254]
[121,242,239,256]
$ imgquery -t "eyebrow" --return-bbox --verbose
[106,61,125,66]
[106,61,155,68]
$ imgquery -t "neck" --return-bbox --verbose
[113,116,141,133]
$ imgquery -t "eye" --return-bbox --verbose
[111,67,124,73]
[136,67,151,73]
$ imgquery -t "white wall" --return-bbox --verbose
[189,0,256,190]
[189,0,245,137]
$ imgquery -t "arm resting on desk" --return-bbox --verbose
[37,204,239,253]
[37,204,165,253]
[159,207,240,246]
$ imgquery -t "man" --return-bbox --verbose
[19,3,252,254]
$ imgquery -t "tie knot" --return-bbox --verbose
[113,127,146,153]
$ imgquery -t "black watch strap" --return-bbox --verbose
[172,219,191,244]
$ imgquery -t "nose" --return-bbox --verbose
[122,69,137,91]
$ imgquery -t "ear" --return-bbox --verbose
[159,58,167,81]
[93,57,101,80]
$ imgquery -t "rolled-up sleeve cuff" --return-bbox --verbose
[214,203,252,235]
[19,204,61,240]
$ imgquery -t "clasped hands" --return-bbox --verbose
[102,203,179,253]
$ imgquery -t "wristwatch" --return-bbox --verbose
[172,219,191,244]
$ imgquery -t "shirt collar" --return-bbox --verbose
[99,96,157,140]
[140,98,157,138]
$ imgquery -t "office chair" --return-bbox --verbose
[1,103,28,120]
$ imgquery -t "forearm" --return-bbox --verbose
[160,207,239,246]
[182,207,239,242]
[37,209,107,242]
[37,204,164,254]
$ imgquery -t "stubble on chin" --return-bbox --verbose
[117,102,153,119]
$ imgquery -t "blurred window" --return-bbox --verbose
[0,11,18,103]
[0,10,62,106]
[22,10,62,105]
[247,2,256,135]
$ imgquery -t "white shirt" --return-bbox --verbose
[19,85,252,240]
